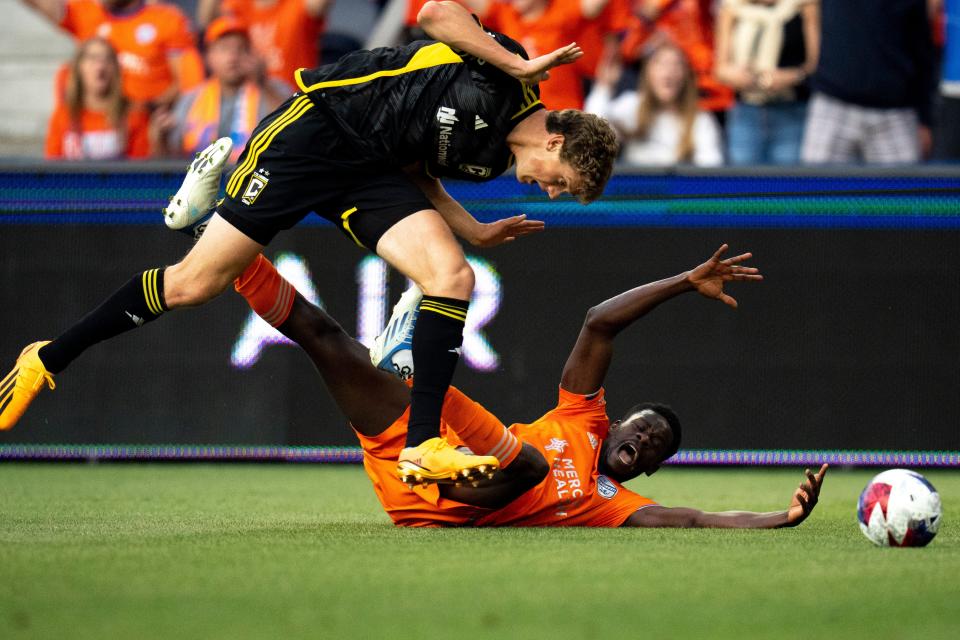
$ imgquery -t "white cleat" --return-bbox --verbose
[163,137,233,238]
[369,285,423,380]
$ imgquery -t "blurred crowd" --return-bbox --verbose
[23,0,960,166]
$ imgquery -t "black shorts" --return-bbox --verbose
[217,94,434,248]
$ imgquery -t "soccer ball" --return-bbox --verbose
[857,469,942,547]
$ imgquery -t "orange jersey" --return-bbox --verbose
[59,0,199,103]
[222,0,325,85]
[573,0,632,80]
[472,387,655,527]
[355,388,495,528]
[45,105,151,159]
[356,386,656,528]
[483,0,590,110]
[620,0,733,112]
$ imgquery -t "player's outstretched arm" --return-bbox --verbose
[623,465,828,528]
[561,244,762,394]
[405,164,545,247]
[417,1,583,84]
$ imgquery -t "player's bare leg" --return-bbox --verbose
[235,254,410,434]
[282,283,548,504]
[234,255,542,492]
[163,214,264,308]
[375,209,482,483]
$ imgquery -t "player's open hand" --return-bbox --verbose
[686,244,763,308]
[472,214,545,247]
[785,464,828,526]
[515,43,583,84]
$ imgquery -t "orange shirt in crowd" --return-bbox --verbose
[357,386,655,528]
[45,105,151,159]
[573,0,632,82]
[620,0,733,112]
[59,0,202,104]
[483,0,593,110]
[222,0,326,85]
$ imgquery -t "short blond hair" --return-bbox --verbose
[546,110,618,204]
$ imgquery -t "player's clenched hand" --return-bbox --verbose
[471,214,545,247]
[514,43,583,84]
[686,244,763,308]
[784,464,828,526]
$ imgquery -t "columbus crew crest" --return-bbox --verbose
[242,169,270,205]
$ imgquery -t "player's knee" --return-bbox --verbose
[422,262,475,300]
[163,264,231,307]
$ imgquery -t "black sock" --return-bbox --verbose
[38,269,168,374]
[405,295,469,448]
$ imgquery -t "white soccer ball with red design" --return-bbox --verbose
[857,469,942,547]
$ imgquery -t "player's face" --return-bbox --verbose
[599,409,672,482]
[515,138,582,200]
[78,40,117,97]
[207,34,251,87]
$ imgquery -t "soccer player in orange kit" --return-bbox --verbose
[231,244,827,528]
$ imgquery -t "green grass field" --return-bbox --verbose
[1,464,958,639]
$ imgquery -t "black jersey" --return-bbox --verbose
[293,28,543,182]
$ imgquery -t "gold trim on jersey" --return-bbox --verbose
[226,95,314,198]
[339,207,364,247]
[294,42,464,94]
[511,83,542,120]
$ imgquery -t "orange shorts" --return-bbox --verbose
[353,387,496,527]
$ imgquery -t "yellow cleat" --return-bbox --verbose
[0,342,55,430]
[396,437,500,487]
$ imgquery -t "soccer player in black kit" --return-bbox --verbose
[1,1,619,484]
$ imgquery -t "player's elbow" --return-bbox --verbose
[583,305,616,336]
[417,1,446,29]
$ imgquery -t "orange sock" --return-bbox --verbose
[234,254,294,327]
[441,387,522,468]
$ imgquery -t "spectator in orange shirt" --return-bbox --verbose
[621,0,734,114]
[23,0,203,108]
[197,0,333,85]
[151,17,292,159]
[481,0,626,110]
[45,37,151,159]
[586,43,723,166]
